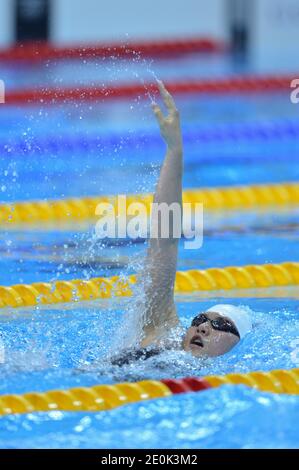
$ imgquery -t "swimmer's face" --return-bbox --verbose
[182,311,240,358]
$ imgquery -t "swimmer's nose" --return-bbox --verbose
[197,325,210,337]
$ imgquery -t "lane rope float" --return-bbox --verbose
[5,75,297,105]
[0,368,297,416]
[0,38,226,62]
[0,262,298,309]
[1,182,298,225]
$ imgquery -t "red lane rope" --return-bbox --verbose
[5,75,296,105]
[0,38,226,62]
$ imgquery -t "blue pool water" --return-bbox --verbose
[0,295,298,448]
[0,212,299,285]
[0,51,298,449]
[0,386,298,449]
[1,95,299,201]
[0,296,298,388]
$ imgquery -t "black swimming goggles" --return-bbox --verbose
[191,313,240,338]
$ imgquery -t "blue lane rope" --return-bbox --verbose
[1,119,299,158]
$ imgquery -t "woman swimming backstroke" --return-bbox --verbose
[111,81,252,366]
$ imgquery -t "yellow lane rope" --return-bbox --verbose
[1,182,298,225]
[0,262,298,309]
[0,369,297,416]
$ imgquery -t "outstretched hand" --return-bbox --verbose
[152,80,182,151]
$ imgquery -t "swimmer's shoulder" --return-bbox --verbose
[110,324,185,367]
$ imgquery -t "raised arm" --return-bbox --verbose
[139,81,183,347]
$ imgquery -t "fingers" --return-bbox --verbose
[151,102,164,124]
[157,80,177,114]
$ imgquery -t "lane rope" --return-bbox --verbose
[0,262,298,309]
[5,75,297,105]
[2,120,299,157]
[0,368,297,416]
[0,38,226,62]
[1,182,298,225]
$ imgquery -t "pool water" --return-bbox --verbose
[1,208,299,285]
[0,296,298,387]
[0,386,298,449]
[0,50,298,449]
[0,295,298,448]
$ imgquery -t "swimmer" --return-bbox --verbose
[111,81,252,366]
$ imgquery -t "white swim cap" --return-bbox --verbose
[207,304,252,339]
